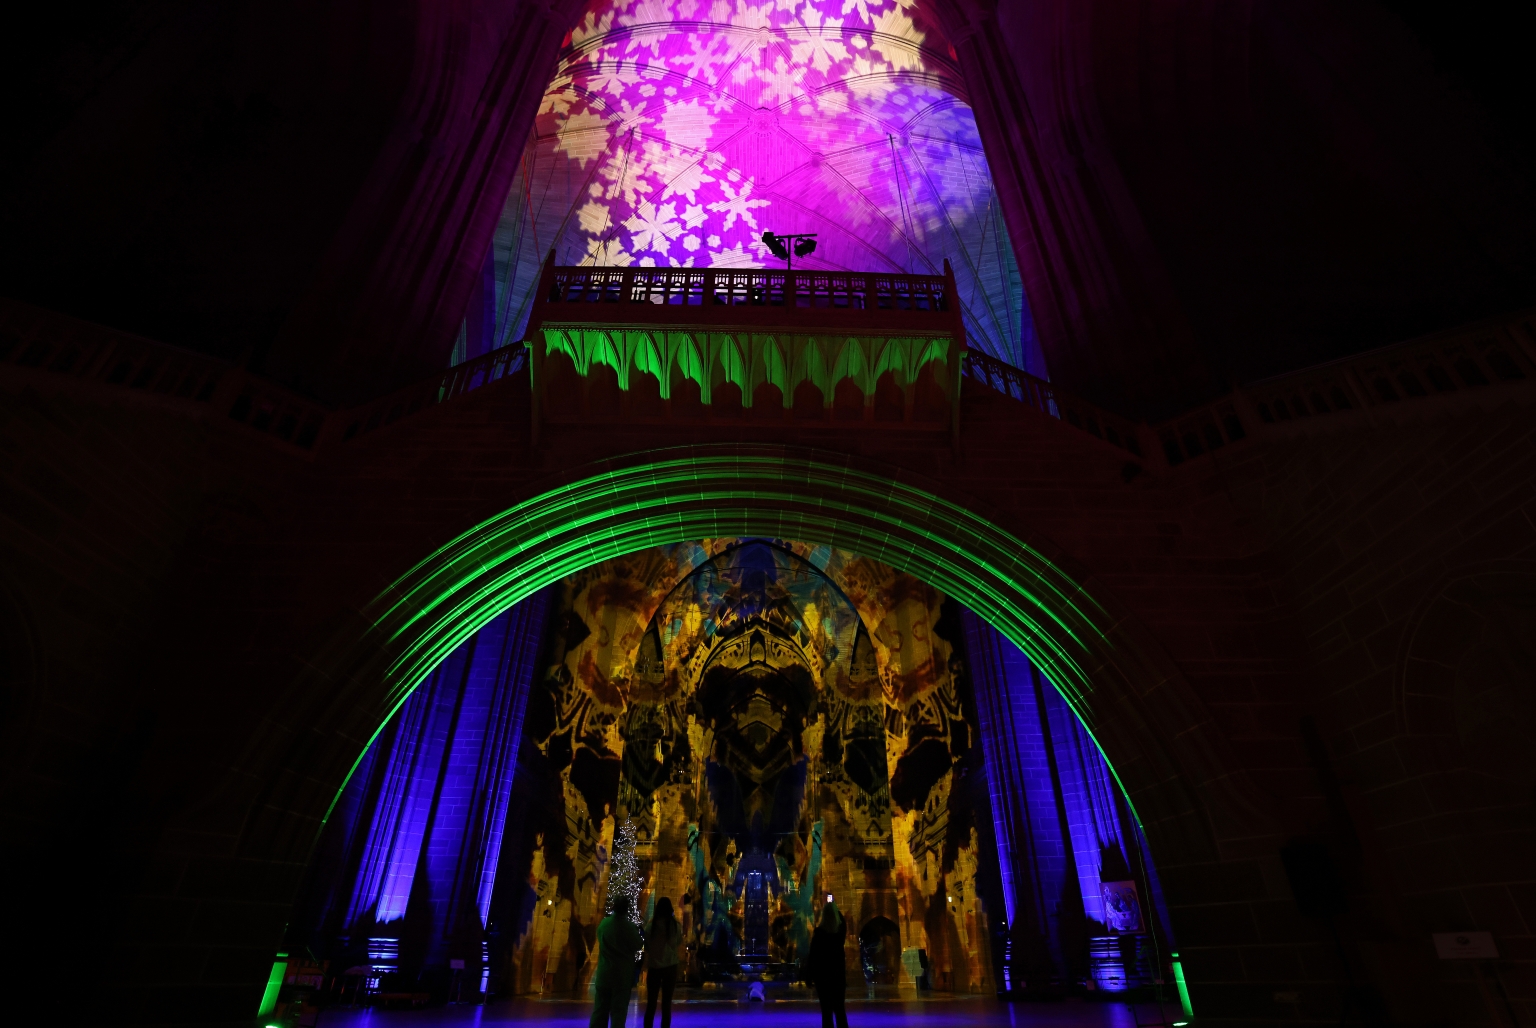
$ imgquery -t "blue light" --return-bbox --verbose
[964,609,1173,991]
[301,593,552,980]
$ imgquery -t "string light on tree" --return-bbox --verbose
[607,819,643,928]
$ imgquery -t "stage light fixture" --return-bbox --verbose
[762,230,817,268]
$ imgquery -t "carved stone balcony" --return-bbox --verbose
[524,257,966,436]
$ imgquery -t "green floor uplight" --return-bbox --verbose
[1171,951,1194,1019]
[256,952,288,1017]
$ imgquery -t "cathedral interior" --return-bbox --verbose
[2,0,1535,1026]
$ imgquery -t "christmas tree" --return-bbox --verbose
[607,818,643,928]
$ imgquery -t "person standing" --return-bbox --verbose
[643,897,682,1028]
[591,895,645,1028]
[807,900,849,1028]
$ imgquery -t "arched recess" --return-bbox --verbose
[287,445,1256,894]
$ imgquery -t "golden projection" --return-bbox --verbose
[504,540,994,994]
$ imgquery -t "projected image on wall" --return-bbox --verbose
[293,540,1173,1002]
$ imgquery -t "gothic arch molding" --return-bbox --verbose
[283,445,1263,892]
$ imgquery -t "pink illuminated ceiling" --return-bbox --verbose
[478,0,1038,369]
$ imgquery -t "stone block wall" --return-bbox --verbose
[2,358,1533,1025]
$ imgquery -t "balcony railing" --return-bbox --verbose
[9,290,1529,467]
[0,298,330,451]
[546,266,950,310]
[1156,306,1536,467]
[339,344,527,443]
[528,256,964,341]
[525,255,970,443]
[963,349,1144,457]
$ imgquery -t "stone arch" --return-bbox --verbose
[790,336,831,404]
[289,446,1250,854]
[667,330,708,401]
[749,335,790,406]
[829,336,873,396]
[859,914,903,984]
[630,329,666,390]
[258,445,1273,1017]
[711,331,749,401]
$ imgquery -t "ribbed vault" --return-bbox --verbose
[474,0,1040,370]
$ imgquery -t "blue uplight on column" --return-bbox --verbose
[963,610,1173,992]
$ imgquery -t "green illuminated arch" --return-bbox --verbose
[333,444,1194,815]
[289,443,1247,1013]
[309,441,1254,892]
[371,449,1097,713]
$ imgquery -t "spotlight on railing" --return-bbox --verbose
[761,230,818,269]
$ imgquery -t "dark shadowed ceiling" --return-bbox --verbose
[3,0,1534,413]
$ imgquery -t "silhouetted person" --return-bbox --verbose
[591,895,644,1028]
[807,901,849,1028]
[644,897,682,1028]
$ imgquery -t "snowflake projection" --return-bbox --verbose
[476,0,1041,370]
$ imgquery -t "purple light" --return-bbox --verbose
[477,0,1043,372]
[319,594,550,954]
[963,610,1173,989]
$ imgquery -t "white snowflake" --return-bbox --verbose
[617,0,678,26]
[678,34,728,83]
[791,9,850,74]
[615,97,652,129]
[662,162,716,204]
[706,177,772,233]
[623,22,670,59]
[570,10,616,47]
[870,7,924,72]
[553,107,611,167]
[587,58,639,98]
[757,53,801,107]
[597,145,652,208]
[656,98,719,153]
[576,200,612,236]
[539,84,578,117]
[623,201,686,256]
[840,0,884,25]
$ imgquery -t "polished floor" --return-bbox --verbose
[314,996,1176,1027]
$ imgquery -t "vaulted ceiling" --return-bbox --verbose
[482,0,1034,368]
[5,0,1535,412]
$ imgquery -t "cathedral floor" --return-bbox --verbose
[315,996,1166,1027]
